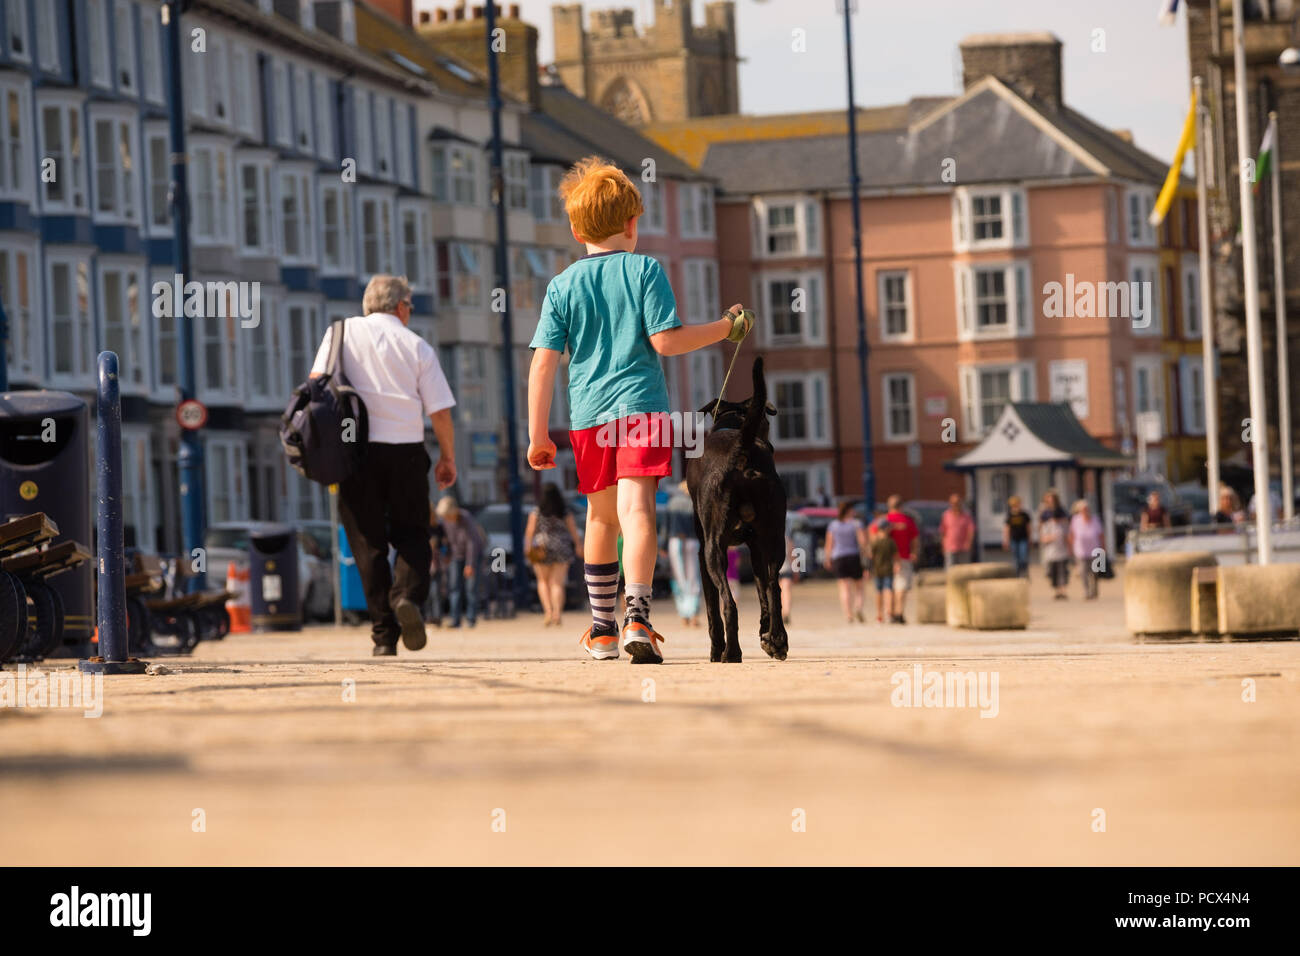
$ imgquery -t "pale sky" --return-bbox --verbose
[418,0,1194,164]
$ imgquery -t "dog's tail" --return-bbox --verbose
[739,356,767,452]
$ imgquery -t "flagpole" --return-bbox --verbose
[1232,0,1273,563]
[1269,110,1293,521]
[1194,76,1221,508]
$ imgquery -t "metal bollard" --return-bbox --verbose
[79,352,147,675]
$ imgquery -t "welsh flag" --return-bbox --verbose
[1254,114,1277,194]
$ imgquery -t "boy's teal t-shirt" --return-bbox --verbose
[530,250,682,431]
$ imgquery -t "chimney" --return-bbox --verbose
[959,32,1063,110]
[420,3,540,106]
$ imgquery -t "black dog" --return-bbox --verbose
[686,357,788,663]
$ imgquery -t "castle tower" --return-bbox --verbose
[551,0,739,126]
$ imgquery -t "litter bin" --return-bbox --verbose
[249,524,301,632]
[0,391,93,653]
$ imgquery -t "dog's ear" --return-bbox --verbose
[698,400,719,417]
[765,401,777,416]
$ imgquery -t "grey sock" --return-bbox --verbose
[624,582,651,626]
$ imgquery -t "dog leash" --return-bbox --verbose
[709,308,751,417]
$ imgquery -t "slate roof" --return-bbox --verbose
[700,77,1180,196]
[521,85,708,181]
[1013,403,1128,464]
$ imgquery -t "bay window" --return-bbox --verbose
[438,241,483,309]
[99,260,149,392]
[38,98,86,212]
[5,0,28,62]
[144,125,170,232]
[279,166,315,264]
[0,241,39,382]
[282,299,324,390]
[505,152,529,211]
[432,143,478,205]
[237,154,275,256]
[48,253,94,386]
[359,190,395,276]
[34,0,58,72]
[113,0,136,94]
[314,73,334,161]
[529,164,564,221]
[205,436,248,524]
[190,140,233,245]
[0,78,31,201]
[140,3,163,103]
[87,0,110,88]
[320,179,353,273]
[91,110,138,223]
[398,201,433,289]
[294,67,313,153]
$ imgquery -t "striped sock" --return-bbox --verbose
[585,561,620,634]
[624,581,651,627]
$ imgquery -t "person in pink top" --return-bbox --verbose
[1067,498,1105,600]
[938,493,975,569]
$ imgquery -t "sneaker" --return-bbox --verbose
[394,598,427,651]
[621,619,665,665]
[579,625,620,660]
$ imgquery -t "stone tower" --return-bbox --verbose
[552,0,739,126]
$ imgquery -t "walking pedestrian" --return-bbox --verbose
[824,501,867,623]
[1003,496,1031,577]
[311,274,457,656]
[666,483,701,628]
[436,496,485,628]
[1039,490,1070,600]
[1068,499,1104,600]
[525,483,582,627]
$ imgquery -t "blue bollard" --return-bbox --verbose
[79,352,147,675]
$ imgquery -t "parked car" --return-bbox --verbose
[203,521,334,621]
[1171,482,1213,526]
[1112,478,1190,547]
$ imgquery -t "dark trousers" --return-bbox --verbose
[338,442,432,646]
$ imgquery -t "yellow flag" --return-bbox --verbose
[1149,89,1197,227]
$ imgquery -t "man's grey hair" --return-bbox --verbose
[363,275,412,315]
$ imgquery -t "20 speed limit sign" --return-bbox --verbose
[176,399,209,431]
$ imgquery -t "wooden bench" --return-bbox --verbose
[0,514,89,663]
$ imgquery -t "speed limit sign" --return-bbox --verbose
[176,399,209,431]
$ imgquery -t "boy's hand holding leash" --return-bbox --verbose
[724,304,754,343]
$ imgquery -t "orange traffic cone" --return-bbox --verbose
[226,561,251,633]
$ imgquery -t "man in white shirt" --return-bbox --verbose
[311,275,456,656]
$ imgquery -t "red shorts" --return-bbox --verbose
[570,413,674,494]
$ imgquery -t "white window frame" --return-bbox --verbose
[753,195,819,258]
[194,282,243,401]
[281,297,324,393]
[190,138,234,247]
[47,249,95,388]
[358,188,396,278]
[148,266,178,401]
[877,268,913,343]
[1129,254,1161,336]
[769,371,832,449]
[120,427,156,551]
[1125,186,1156,247]
[1132,355,1165,435]
[143,122,171,235]
[442,241,484,310]
[682,257,719,325]
[958,361,1036,440]
[113,0,136,94]
[431,142,478,205]
[954,260,1033,340]
[293,66,313,154]
[243,286,283,412]
[89,107,139,224]
[0,75,32,202]
[679,181,715,239]
[639,177,665,234]
[236,152,276,257]
[230,44,256,138]
[504,150,529,212]
[0,238,41,383]
[882,371,917,443]
[97,257,149,394]
[5,0,29,64]
[1181,255,1201,339]
[37,93,87,213]
[207,33,231,127]
[1179,357,1207,436]
[758,269,826,346]
[319,177,353,275]
[951,185,1028,252]
[205,434,249,525]
[34,0,59,72]
[314,73,334,161]
[87,0,111,87]
[352,86,374,173]
[278,165,315,265]
[272,61,291,148]
[398,199,434,290]
[1048,358,1089,420]
[140,2,163,103]
[778,461,834,505]
[529,164,564,222]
